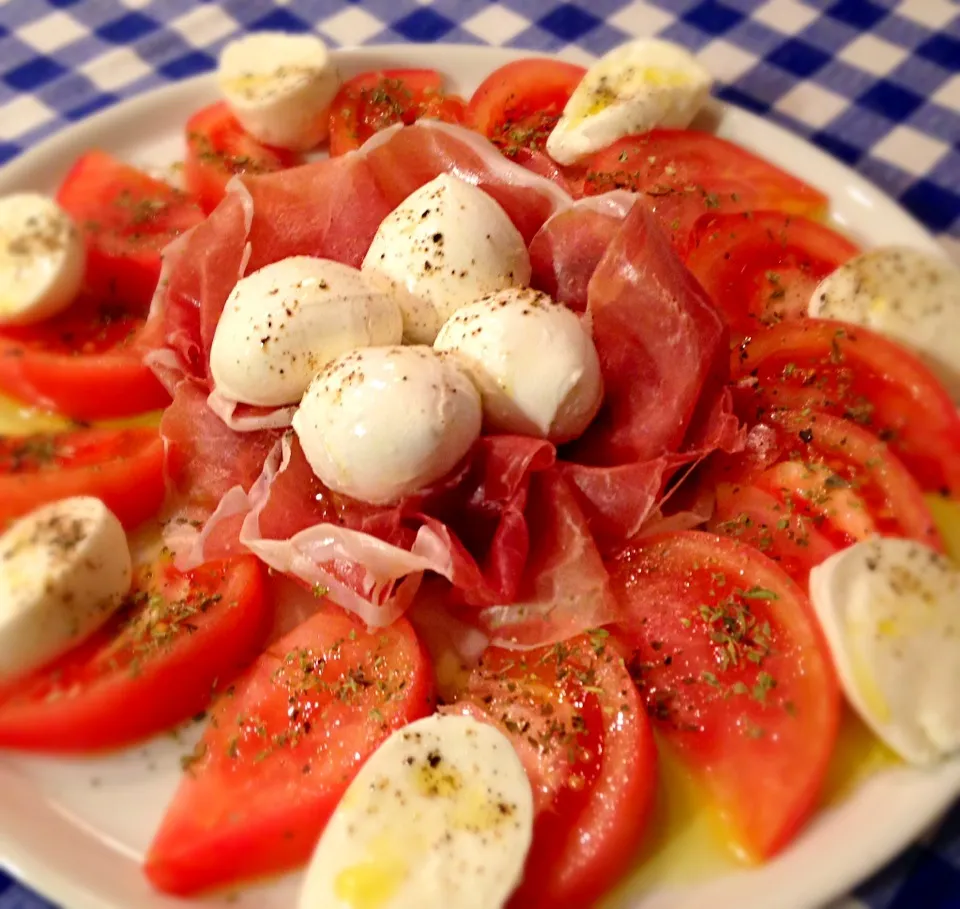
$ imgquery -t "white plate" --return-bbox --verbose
[0,43,957,909]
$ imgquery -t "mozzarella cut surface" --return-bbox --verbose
[434,288,603,443]
[293,345,481,505]
[809,536,960,765]
[809,247,960,402]
[210,256,403,408]
[546,39,712,166]
[297,713,534,909]
[361,174,531,344]
[0,497,132,681]
[218,32,340,150]
[0,193,84,327]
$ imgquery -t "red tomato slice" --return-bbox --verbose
[0,426,164,531]
[686,211,860,339]
[145,608,434,896]
[611,531,841,859]
[466,59,586,158]
[329,69,466,157]
[733,319,960,497]
[56,151,204,311]
[583,131,829,253]
[0,294,170,420]
[185,102,302,213]
[449,635,656,908]
[0,555,269,752]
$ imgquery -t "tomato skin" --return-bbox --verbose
[686,211,860,339]
[0,427,164,530]
[611,531,840,859]
[0,294,170,420]
[0,556,270,753]
[56,150,204,311]
[145,608,434,896]
[328,69,465,156]
[583,131,829,253]
[449,636,657,908]
[185,102,302,213]
[733,319,960,497]
[467,59,586,157]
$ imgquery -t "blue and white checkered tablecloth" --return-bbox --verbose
[0,1,959,908]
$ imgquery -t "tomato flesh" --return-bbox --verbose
[733,319,960,497]
[0,426,164,530]
[185,102,302,213]
[56,150,204,311]
[145,607,434,896]
[449,635,656,908]
[0,294,170,420]
[686,211,860,339]
[329,69,466,157]
[0,556,269,752]
[611,531,840,859]
[467,59,586,158]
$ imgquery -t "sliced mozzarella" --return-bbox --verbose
[809,536,960,765]
[361,174,531,344]
[218,32,340,151]
[434,288,603,443]
[0,497,131,681]
[209,256,403,408]
[293,345,481,505]
[546,39,712,166]
[297,714,533,909]
[0,193,84,327]
[809,247,960,402]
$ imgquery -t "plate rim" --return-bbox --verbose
[0,41,957,909]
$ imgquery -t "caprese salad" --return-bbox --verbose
[0,31,959,909]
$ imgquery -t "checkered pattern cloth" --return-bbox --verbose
[0,1,958,907]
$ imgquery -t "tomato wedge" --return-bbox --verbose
[448,635,656,908]
[583,131,828,253]
[466,59,586,158]
[0,426,164,531]
[329,69,467,157]
[686,212,860,339]
[733,319,960,496]
[56,150,204,311]
[185,102,302,213]
[0,294,170,420]
[0,555,269,752]
[145,607,434,896]
[611,531,840,859]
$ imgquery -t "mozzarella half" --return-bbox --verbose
[293,345,481,505]
[297,714,534,909]
[809,536,960,765]
[210,256,403,408]
[0,497,131,681]
[546,39,712,166]
[361,174,531,344]
[0,193,84,327]
[434,288,603,443]
[218,32,340,151]
[809,247,960,402]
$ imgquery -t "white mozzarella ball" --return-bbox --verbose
[293,345,482,505]
[809,247,960,402]
[434,288,603,443]
[297,714,534,909]
[210,256,403,408]
[218,32,340,151]
[0,497,131,681]
[547,39,712,165]
[361,174,531,344]
[809,536,960,766]
[0,193,84,327]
